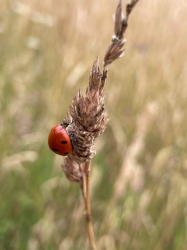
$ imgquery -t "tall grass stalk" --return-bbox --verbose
[60,0,139,248]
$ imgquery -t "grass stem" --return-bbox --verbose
[81,161,96,250]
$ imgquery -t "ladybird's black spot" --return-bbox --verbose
[53,148,58,152]
[61,140,67,144]
[63,152,68,155]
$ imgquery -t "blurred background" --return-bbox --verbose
[0,0,187,249]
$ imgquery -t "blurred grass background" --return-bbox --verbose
[0,0,187,249]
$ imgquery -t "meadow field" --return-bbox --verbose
[0,0,187,249]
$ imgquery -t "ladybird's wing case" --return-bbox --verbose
[48,125,73,155]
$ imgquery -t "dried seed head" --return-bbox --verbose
[104,0,127,68]
[114,0,125,39]
[104,38,125,67]
[62,58,109,163]
[62,155,83,183]
[88,57,102,91]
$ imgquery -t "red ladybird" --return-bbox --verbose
[48,125,72,156]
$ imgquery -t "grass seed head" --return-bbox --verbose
[62,59,109,174]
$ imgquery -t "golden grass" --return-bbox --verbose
[0,0,187,249]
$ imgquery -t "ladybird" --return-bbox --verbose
[48,125,72,156]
